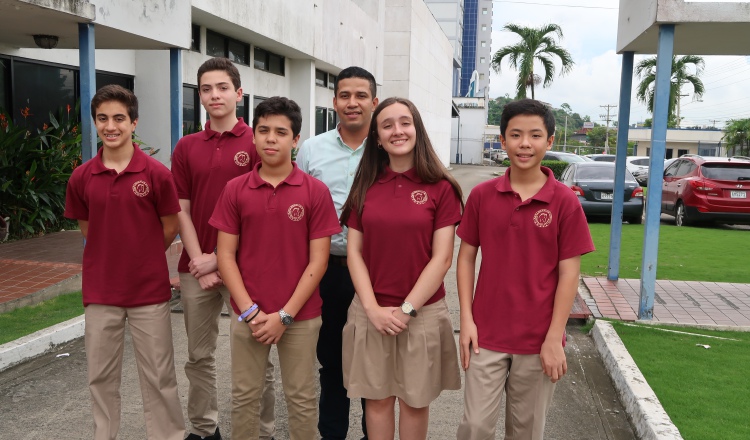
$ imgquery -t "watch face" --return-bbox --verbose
[281,315,293,325]
[401,302,416,316]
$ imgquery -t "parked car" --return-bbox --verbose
[484,148,507,163]
[661,155,750,226]
[631,158,677,186]
[560,162,644,224]
[543,151,591,164]
[585,154,617,162]
[625,156,651,174]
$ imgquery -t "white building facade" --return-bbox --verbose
[0,0,454,166]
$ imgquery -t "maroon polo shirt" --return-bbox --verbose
[64,144,181,307]
[457,166,595,355]
[171,118,260,273]
[209,163,341,320]
[347,167,462,307]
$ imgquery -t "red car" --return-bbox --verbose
[661,155,750,226]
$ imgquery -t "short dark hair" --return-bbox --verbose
[500,98,555,138]
[90,85,138,121]
[334,66,377,98]
[197,57,241,90]
[252,97,302,137]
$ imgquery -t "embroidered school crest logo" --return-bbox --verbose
[533,209,552,228]
[287,204,304,221]
[411,190,428,205]
[132,180,150,197]
[234,151,250,166]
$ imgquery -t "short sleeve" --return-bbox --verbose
[64,169,88,221]
[152,166,181,217]
[346,205,362,232]
[208,180,240,235]
[433,181,462,231]
[557,195,595,261]
[456,187,481,247]
[308,180,343,240]
[171,139,191,200]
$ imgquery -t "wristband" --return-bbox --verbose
[245,308,261,323]
[238,303,258,322]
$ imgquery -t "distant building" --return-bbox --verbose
[628,128,725,158]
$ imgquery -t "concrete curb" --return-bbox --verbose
[0,314,84,373]
[591,320,683,440]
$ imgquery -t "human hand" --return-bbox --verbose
[198,271,223,290]
[392,308,412,326]
[540,339,567,383]
[459,319,479,370]
[189,253,218,278]
[366,306,407,336]
[251,312,286,345]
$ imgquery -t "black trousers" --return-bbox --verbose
[317,256,367,440]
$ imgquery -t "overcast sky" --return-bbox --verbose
[488,0,750,128]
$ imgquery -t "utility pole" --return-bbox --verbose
[563,115,568,152]
[600,104,617,154]
[676,92,689,127]
[710,119,720,128]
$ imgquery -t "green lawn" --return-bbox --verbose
[581,223,750,283]
[0,291,83,345]
[611,321,750,440]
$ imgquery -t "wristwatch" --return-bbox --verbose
[401,301,417,317]
[279,309,294,326]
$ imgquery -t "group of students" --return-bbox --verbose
[64,57,595,440]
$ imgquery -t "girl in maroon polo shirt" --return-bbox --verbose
[340,97,463,439]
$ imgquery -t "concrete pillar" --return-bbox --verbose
[170,49,183,152]
[78,23,96,163]
[608,51,634,281]
[288,59,315,142]
[639,24,675,320]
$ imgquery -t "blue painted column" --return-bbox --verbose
[639,25,674,320]
[170,48,183,152]
[78,23,96,163]
[608,51,635,281]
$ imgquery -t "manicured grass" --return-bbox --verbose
[0,291,83,345]
[581,223,750,283]
[611,321,750,440]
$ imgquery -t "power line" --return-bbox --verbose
[492,0,617,9]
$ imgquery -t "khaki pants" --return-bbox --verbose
[232,316,322,440]
[180,273,276,438]
[85,302,184,440]
[457,349,557,440]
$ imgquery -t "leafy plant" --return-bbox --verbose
[0,104,81,239]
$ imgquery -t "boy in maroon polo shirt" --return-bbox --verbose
[455,99,595,440]
[172,57,275,440]
[64,85,184,440]
[211,97,340,440]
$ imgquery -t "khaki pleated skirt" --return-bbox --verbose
[342,295,461,408]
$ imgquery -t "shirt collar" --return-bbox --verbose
[335,124,367,151]
[247,161,304,188]
[495,166,556,203]
[89,143,146,175]
[202,117,249,140]
[377,166,423,184]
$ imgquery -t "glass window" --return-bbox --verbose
[13,61,76,129]
[236,94,249,121]
[328,74,337,90]
[254,47,267,71]
[315,107,327,135]
[228,39,249,65]
[96,72,134,91]
[701,163,750,180]
[480,57,486,63]
[268,53,284,75]
[327,108,336,131]
[183,85,199,133]
[315,69,327,87]
[206,30,225,57]
[0,58,10,113]
[482,25,487,31]
[481,41,486,47]
[253,95,267,111]
[482,8,487,14]
[191,24,201,52]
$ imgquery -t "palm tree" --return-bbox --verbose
[723,118,750,156]
[491,23,574,99]
[635,55,705,126]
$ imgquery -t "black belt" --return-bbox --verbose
[329,254,347,267]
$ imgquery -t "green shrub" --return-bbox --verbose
[499,159,569,180]
[0,105,81,240]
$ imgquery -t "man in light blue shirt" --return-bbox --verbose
[296,66,378,440]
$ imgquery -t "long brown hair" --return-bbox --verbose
[340,97,463,225]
